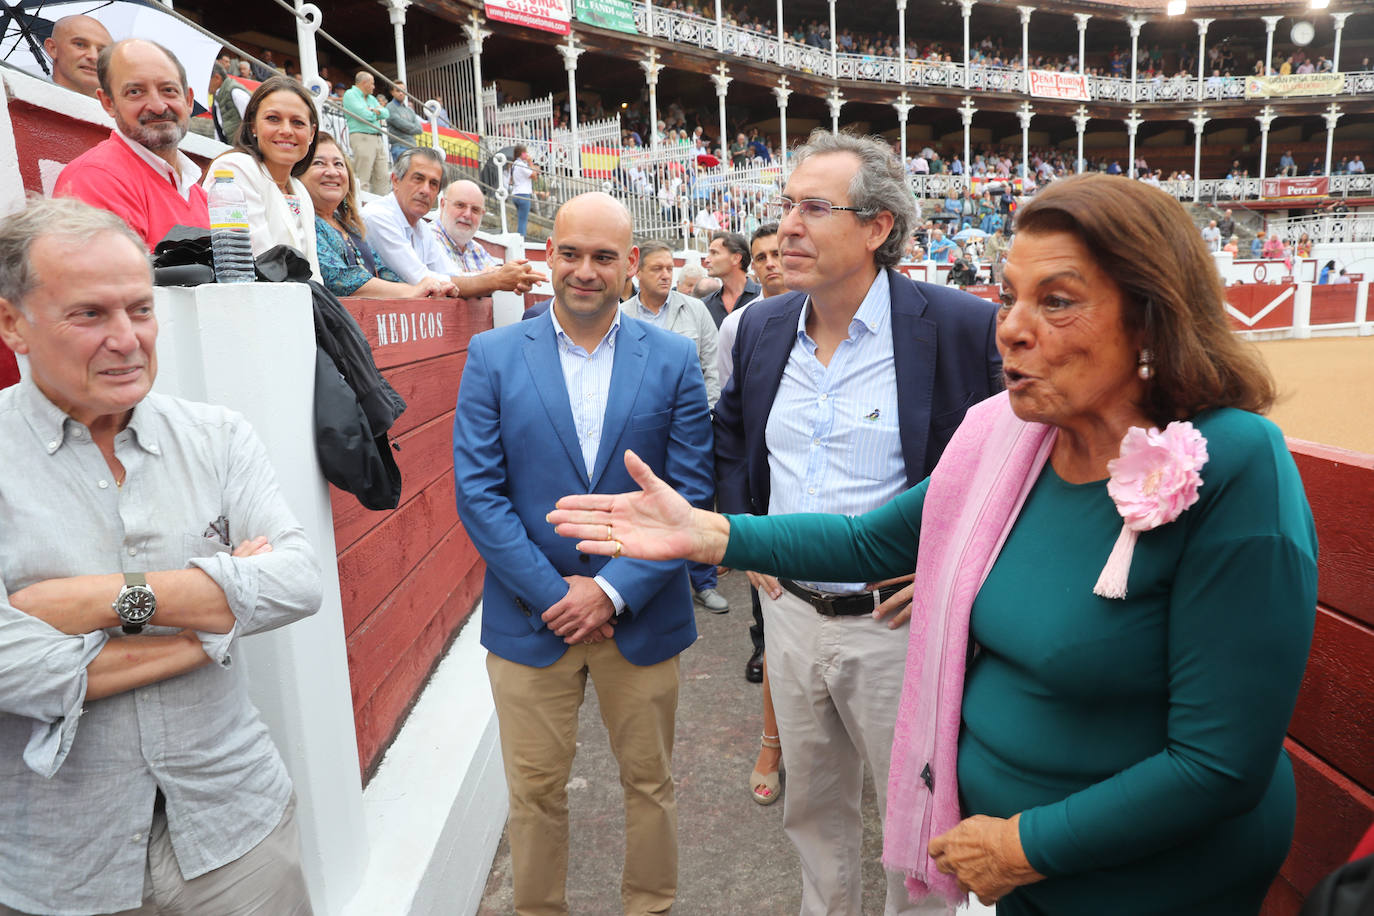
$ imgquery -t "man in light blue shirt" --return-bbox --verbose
[714,131,1001,915]
[453,192,713,915]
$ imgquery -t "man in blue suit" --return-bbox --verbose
[714,131,1002,915]
[453,192,713,915]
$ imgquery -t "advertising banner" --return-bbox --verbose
[1261,176,1330,200]
[484,0,572,35]
[1245,73,1344,99]
[1027,70,1090,101]
[574,0,637,34]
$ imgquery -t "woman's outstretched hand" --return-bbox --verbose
[548,449,731,565]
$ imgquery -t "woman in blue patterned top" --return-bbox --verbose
[302,133,451,298]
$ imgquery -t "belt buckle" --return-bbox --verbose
[813,593,839,616]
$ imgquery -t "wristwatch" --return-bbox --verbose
[113,572,157,634]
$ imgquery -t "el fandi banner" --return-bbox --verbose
[574,0,637,33]
[484,0,572,35]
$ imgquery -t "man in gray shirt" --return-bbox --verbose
[0,199,322,915]
[386,80,426,162]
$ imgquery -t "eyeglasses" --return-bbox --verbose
[766,197,864,221]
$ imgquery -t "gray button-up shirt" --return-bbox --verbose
[621,289,721,407]
[0,380,322,915]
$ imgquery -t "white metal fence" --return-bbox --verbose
[407,43,480,133]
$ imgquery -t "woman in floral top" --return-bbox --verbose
[302,134,450,299]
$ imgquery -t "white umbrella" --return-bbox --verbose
[2,0,221,108]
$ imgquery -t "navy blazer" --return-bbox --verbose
[454,311,715,668]
[713,268,1003,516]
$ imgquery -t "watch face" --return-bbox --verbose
[117,586,157,625]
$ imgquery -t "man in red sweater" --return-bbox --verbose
[55,39,209,250]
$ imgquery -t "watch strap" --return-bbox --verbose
[125,572,147,588]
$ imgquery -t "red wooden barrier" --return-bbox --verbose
[334,296,493,777]
[1309,285,1360,326]
[1226,283,1296,331]
[1262,440,1374,914]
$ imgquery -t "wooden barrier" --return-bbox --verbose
[1262,440,1374,914]
[1309,284,1360,326]
[334,296,493,776]
[1226,283,1297,331]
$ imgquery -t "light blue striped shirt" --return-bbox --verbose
[549,308,626,611]
[765,270,905,593]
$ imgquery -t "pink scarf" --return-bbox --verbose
[882,392,1056,904]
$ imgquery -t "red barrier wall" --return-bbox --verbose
[334,297,492,777]
[1226,283,1296,331]
[1308,285,1360,326]
[1262,441,1374,914]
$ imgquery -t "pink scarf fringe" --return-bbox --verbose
[883,392,1055,906]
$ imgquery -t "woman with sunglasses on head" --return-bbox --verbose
[203,76,322,281]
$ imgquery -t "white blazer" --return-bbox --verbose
[203,151,321,281]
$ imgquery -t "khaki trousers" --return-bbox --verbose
[0,794,312,916]
[348,132,390,196]
[488,643,680,916]
[763,589,945,916]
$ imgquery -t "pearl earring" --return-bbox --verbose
[1137,349,1154,381]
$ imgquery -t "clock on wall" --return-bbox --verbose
[1290,20,1316,47]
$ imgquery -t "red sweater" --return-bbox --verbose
[55,131,209,250]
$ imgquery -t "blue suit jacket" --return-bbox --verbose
[714,269,1003,516]
[453,311,715,668]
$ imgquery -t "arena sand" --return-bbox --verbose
[1254,336,1374,454]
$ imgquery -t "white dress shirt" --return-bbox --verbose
[549,308,627,612]
[361,193,457,284]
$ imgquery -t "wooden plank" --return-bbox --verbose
[340,297,492,371]
[354,561,485,775]
[1260,875,1302,916]
[1288,607,1374,792]
[1308,285,1359,325]
[337,473,458,634]
[1278,740,1374,897]
[345,522,481,707]
[383,351,467,440]
[331,409,459,551]
[1225,284,1295,331]
[1288,440,1374,628]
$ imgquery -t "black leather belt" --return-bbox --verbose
[779,579,903,617]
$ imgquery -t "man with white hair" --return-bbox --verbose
[433,179,545,297]
[0,198,321,915]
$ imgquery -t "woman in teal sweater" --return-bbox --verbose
[549,174,1317,914]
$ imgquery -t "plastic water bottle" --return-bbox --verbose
[207,169,256,283]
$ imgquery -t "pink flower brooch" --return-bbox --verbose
[1093,421,1209,599]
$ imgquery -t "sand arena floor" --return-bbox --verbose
[1255,336,1374,454]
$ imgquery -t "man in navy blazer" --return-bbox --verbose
[453,193,713,915]
[713,131,1001,915]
